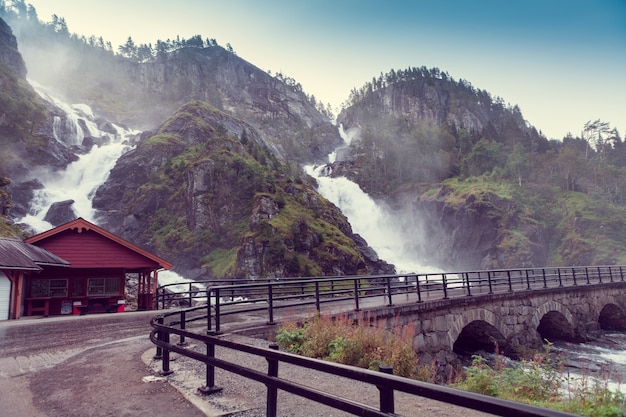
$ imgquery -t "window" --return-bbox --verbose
[31,279,68,297]
[49,279,68,297]
[87,278,121,296]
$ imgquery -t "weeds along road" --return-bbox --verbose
[0,311,206,417]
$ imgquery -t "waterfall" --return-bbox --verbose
[305,126,441,274]
[18,82,138,232]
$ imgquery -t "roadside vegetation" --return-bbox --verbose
[275,314,626,417]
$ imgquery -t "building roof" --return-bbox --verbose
[25,217,172,270]
[0,237,71,271]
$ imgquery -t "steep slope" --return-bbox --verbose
[0,16,49,236]
[93,101,393,279]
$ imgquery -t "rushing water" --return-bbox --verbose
[304,126,442,275]
[552,332,626,395]
[18,82,138,233]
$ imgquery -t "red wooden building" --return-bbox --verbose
[23,217,172,317]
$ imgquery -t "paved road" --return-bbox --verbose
[0,311,206,417]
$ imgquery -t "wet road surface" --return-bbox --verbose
[0,311,206,417]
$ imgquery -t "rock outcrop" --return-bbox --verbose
[93,100,394,279]
[43,199,76,226]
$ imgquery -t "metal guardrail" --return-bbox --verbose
[150,311,580,417]
[156,265,626,334]
[149,265,626,416]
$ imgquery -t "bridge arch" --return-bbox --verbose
[530,300,575,330]
[448,308,519,358]
[599,303,626,331]
[449,307,504,343]
[452,319,519,359]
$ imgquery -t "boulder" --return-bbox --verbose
[44,200,77,226]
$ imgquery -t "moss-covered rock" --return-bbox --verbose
[94,100,393,279]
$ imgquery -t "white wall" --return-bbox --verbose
[0,271,10,320]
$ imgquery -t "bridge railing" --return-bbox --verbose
[150,310,579,417]
[155,265,626,334]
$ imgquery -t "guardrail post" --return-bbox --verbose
[597,266,603,283]
[608,267,614,282]
[160,330,173,376]
[557,269,563,286]
[214,289,222,334]
[542,269,548,288]
[378,365,395,413]
[525,270,531,290]
[464,273,472,297]
[154,316,164,359]
[266,343,280,417]
[315,281,321,312]
[441,274,448,299]
[353,278,361,311]
[267,284,275,325]
[487,271,493,294]
[584,267,590,284]
[198,332,223,395]
[178,310,188,346]
[506,271,513,292]
[415,275,423,303]
[386,276,394,305]
[572,268,577,286]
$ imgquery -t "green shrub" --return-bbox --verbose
[276,315,626,416]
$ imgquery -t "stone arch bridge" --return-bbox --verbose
[158,266,626,364]
[367,282,626,360]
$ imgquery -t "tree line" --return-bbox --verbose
[0,0,235,60]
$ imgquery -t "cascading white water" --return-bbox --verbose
[18,82,138,232]
[305,126,441,274]
[20,82,195,290]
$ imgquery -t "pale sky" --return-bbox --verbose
[22,0,626,140]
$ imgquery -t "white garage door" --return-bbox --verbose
[0,272,10,321]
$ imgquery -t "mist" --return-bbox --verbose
[306,127,444,274]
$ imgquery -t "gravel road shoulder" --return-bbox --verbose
[149,333,494,417]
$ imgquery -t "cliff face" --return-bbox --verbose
[410,185,550,270]
[124,47,342,162]
[0,17,25,78]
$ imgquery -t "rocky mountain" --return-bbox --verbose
[0,12,394,279]
[92,100,393,279]
[8,14,341,164]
